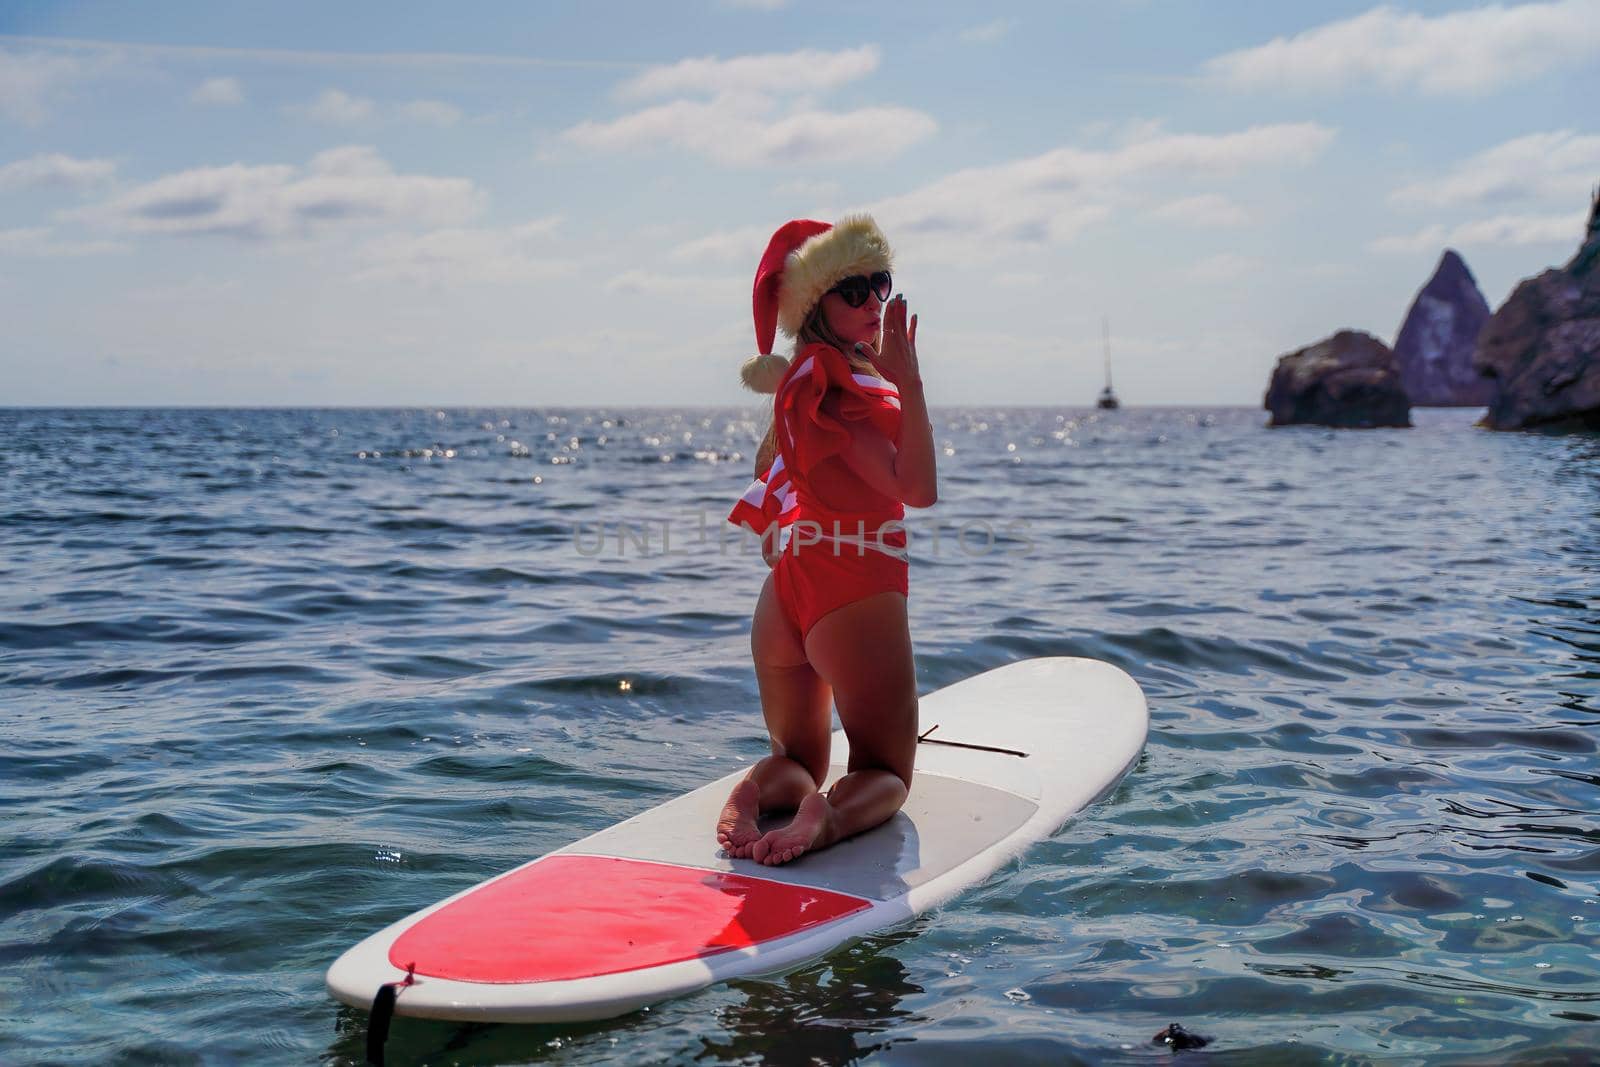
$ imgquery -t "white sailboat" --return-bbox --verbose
[1096,316,1120,410]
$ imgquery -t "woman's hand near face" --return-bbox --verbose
[858,295,919,390]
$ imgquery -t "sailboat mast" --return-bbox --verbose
[1102,316,1113,390]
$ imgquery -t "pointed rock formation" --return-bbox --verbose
[1475,187,1600,432]
[1264,329,1412,428]
[1393,249,1493,406]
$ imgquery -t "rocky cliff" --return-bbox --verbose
[1265,330,1412,428]
[1393,250,1493,406]
[1475,187,1600,431]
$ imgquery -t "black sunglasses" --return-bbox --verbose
[827,271,892,309]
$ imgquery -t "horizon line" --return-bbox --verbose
[0,402,1362,412]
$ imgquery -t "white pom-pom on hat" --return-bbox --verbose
[740,353,790,394]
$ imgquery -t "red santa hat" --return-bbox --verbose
[740,214,894,393]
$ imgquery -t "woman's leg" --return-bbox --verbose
[717,570,833,857]
[751,590,916,865]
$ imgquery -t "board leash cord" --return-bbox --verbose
[917,723,1028,758]
[365,961,414,1066]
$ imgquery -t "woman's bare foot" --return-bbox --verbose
[752,791,834,866]
[716,778,763,857]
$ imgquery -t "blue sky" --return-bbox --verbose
[1,0,1595,406]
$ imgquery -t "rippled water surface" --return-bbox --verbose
[3,405,1597,1065]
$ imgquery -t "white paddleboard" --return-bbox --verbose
[326,656,1148,1024]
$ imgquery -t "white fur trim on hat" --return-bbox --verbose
[740,352,791,394]
[776,214,893,337]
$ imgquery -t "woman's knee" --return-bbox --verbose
[753,750,826,792]
[842,756,913,793]
[764,709,830,781]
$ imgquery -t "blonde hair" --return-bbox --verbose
[752,302,878,477]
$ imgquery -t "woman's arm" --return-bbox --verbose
[890,378,937,507]
[827,383,937,508]
[833,295,937,508]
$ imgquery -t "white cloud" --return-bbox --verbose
[191,76,243,106]
[128,275,243,302]
[616,45,879,100]
[1452,210,1589,245]
[866,122,1334,261]
[0,49,89,124]
[304,88,375,124]
[773,177,841,201]
[669,224,772,264]
[960,19,1017,44]
[1203,0,1600,94]
[1389,130,1600,209]
[73,146,483,240]
[605,269,745,299]
[353,217,565,285]
[1150,193,1251,226]
[0,152,116,192]
[292,91,464,126]
[673,124,1332,267]
[567,45,930,168]
[1185,252,1262,283]
[0,226,126,256]
[513,325,685,357]
[0,33,633,72]
[399,99,463,125]
[563,92,936,167]
[1371,223,1450,254]
[1371,210,1588,253]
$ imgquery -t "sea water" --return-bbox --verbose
[2,405,1596,1065]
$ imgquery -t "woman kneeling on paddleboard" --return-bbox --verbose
[720,216,938,866]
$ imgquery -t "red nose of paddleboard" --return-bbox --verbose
[388,855,870,984]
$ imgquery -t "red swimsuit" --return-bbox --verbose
[728,343,908,639]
